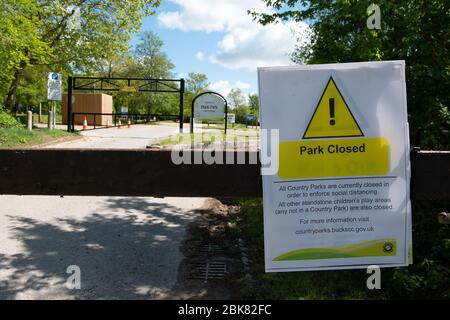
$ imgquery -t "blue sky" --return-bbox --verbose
[131,0,310,98]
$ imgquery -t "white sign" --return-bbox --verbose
[258,61,412,272]
[194,93,225,120]
[226,114,236,124]
[121,107,128,115]
[47,72,62,101]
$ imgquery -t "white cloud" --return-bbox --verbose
[209,80,252,98]
[209,80,232,97]
[195,51,204,61]
[159,0,267,32]
[210,21,309,70]
[235,80,251,90]
[158,0,311,70]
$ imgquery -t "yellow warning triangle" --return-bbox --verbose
[303,77,364,139]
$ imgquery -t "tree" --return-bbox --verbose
[186,73,209,95]
[183,73,210,119]
[228,88,247,108]
[235,105,251,124]
[0,0,49,109]
[90,52,133,78]
[1,0,161,111]
[113,31,175,115]
[248,93,259,117]
[251,0,450,300]
[227,88,250,123]
[15,66,48,112]
[133,31,174,79]
[251,0,449,149]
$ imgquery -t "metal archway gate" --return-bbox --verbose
[67,76,185,133]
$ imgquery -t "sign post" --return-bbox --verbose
[191,91,228,134]
[226,113,236,128]
[258,61,412,272]
[47,72,62,130]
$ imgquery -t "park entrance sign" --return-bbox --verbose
[191,91,228,133]
[258,61,412,272]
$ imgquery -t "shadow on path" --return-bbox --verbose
[0,198,200,299]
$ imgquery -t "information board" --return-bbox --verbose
[258,61,412,272]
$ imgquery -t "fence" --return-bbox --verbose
[0,149,448,201]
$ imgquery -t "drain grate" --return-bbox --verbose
[188,261,227,282]
[199,243,224,255]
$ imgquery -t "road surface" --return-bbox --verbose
[47,124,181,149]
[0,124,208,299]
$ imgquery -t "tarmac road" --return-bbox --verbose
[0,124,208,299]
[46,124,182,149]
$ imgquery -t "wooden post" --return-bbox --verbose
[47,109,54,130]
[53,101,56,128]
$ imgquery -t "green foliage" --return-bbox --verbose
[0,128,35,146]
[158,129,259,147]
[1,0,161,110]
[235,105,251,124]
[244,1,449,298]
[0,0,50,96]
[15,66,48,110]
[236,198,377,299]
[183,73,210,119]
[228,88,247,108]
[238,199,265,246]
[133,31,175,79]
[252,0,450,149]
[227,88,251,123]
[111,31,177,115]
[0,106,22,128]
[0,127,76,147]
[383,201,450,299]
[237,198,450,299]
[186,73,210,95]
[248,94,259,110]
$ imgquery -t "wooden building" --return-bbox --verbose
[62,93,113,126]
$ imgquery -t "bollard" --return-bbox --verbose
[27,111,33,131]
[47,110,54,130]
[438,212,450,225]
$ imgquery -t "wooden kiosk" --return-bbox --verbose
[62,93,113,126]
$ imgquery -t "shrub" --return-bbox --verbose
[238,198,450,299]
[0,106,22,128]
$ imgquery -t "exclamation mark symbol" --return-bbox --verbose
[329,98,335,126]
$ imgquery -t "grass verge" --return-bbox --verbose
[0,127,79,148]
[158,130,259,147]
[192,123,257,131]
[233,198,450,299]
